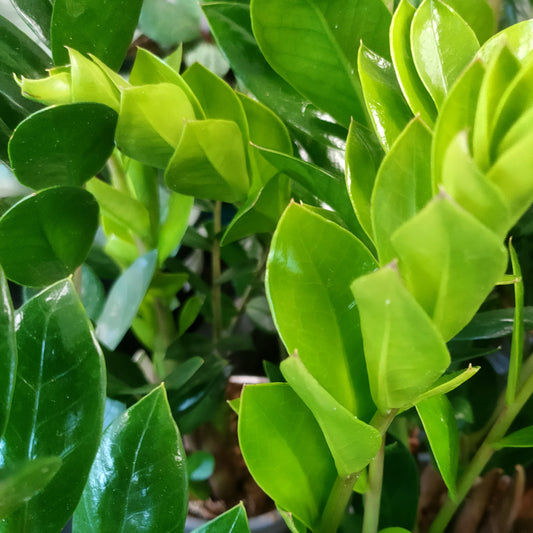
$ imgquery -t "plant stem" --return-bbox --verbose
[212,201,222,345]
[107,150,130,195]
[362,439,386,533]
[316,473,359,533]
[429,361,533,533]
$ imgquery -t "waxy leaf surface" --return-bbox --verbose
[238,384,337,530]
[0,187,98,287]
[267,203,376,419]
[352,266,450,411]
[74,386,187,532]
[192,503,250,533]
[479,20,533,64]
[0,281,105,532]
[443,0,494,44]
[9,0,53,43]
[0,269,15,439]
[9,103,117,190]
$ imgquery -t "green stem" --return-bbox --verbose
[429,362,533,533]
[152,298,176,379]
[212,201,222,345]
[316,473,359,533]
[362,439,386,533]
[107,150,130,195]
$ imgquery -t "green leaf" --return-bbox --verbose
[73,385,188,533]
[0,268,15,439]
[416,395,459,498]
[250,0,381,127]
[345,120,384,240]
[351,265,450,411]
[371,117,433,264]
[80,264,105,322]
[390,0,437,127]
[0,457,62,520]
[494,426,533,449]
[281,355,381,477]
[51,0,144,70]
[178,296,205,337]
[478,19,533,64]
[95,250,158,350]
[9,0,53,43]
[267,203,376,419]
[391,194,508,341]
[0,187,98,287]
[441,132,510,238]
[0,281,106,532]
[238,383,337,530]
[442,0,494,45]
[187,451,215,482]
[278,507,307,533]
[455,308,533,340]
[192,503,250,533]
[158,192,193,265]
[358,43,413,152]
[165,119,249,202]
[432,59,485,187]
[9,103,117,190]
[116,83,196,169]
[411,0,479,109]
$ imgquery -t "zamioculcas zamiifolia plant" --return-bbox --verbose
[1,0,533,532]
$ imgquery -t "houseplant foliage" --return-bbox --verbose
[1,1,533,533]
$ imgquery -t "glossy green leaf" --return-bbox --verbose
[455,307,533,340]
[442,0,494,45]
[0,281,106,532]
[411,0,479,109]
[9,0,53,43]
[250,0,379,127]
[494,425,533,449]
[498,102,533,158]
[9,103,117,190]
[371,117,433,264]
[203,2,350,155]
[0,457,62,520]
[165,119,249,202]
[50,0,143,69]
[267,203,376,419]
[0,187,98,287]
[0,268,15,439]
[80,264,105,322]
[192,503,250,533]
[187,451,215,482]
[351,265,450,411]
[281,355,381,477]
[391,195,508,341]
[416,395,459,498]
[74,385,187,533]
[129,48,204,119]
[390,0,437,127]
[116,83,196,169]
[358,44,413,152]
[478,19,533,64]
[17,70,72,107]
[158,192,193,264]
[441,132,510,238]
[238,383,337,530]
[86,177,152,242]
[345,120,384,239]
[177,296,204,337]
[89,54,130,91]
[432,59,485,187]
[96,250,158,350]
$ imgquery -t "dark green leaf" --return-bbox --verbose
[73,385,188,532]
[0,187,99,287]
[50,0,144,69]
[0,281,106,532]
[187,451,215,482]
[9,103,117,190]
[455,307,533,340]
[494,425,533,449]
[267,203,376,420]
[80,264,105,322]
[0,268,15,439]
[9,0,53,44]
[192,503,250,533]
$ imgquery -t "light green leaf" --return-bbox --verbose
[442,0,494,44]
[0,268,15,439]
[345,120,384,240]
[158,192,193,265]
[358,43,413,152]
[0,457,62,520]
[351,265,450,411]
[391,194,508,341]
[51,0,143,70]
[412,366,480,404]
[8,103,117,190]
[416,395,459,498]
[390,0,437,127]
[371,117,433,264]
[441,131,510,238]
[281,355,381,477]
[494,426,533,449]
[18,70,72,107]
[165,119,249,202]
[238,383,337,530]
[0,187,99,287]
[73,386,187,533]
[267,203,376,419]
[116,83,196,169]
[498,102,533,158]
[478,19,533,64]
[411,0,479,109]
[0,281,106,532]
[96,250,158,350]
[192,503,250,533]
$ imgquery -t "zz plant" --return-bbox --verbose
[1,0,533,532]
